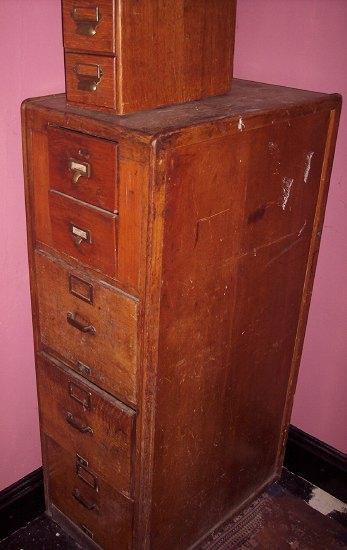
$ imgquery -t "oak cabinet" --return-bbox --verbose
[22,80,340,549]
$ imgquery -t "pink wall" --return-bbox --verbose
[0,0,65,491]
[0,0,345,492]
[234,0,347,454]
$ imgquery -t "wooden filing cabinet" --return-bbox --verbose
[62,0,236,114]
[22,80,340,549]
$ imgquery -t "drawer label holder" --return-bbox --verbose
[69,222,91,247]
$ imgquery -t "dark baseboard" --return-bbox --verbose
[0,467,45,541]
[284,424,347,502]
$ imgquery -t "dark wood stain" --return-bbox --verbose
[247,204,267,224]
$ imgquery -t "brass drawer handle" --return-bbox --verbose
[71,5,101,37]
[67,312,96,335]
[66,412,93,435]
[69,158,91,184]
[72,488,98,512]
[73,62,103,92]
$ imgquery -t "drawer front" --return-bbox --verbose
[48,126,118,212]
[38,356,135,497]
[46,436,133,550]
[35,252,138,404]
[49,190,118,278]
[65,52,116,110]
[62,0,116,54]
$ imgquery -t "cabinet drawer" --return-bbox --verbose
[48,126,118,212]
[65,52,116,110]
[46,435,132,550]
[38,356,135,497]
[35,252,138,404]
[62,0,116,54]
[49,190,118,278]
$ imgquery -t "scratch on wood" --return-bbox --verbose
[194,209,230,248]
[199,209,230,224]
[238,117,245,131]
[303,152,314,183]
[280,177,294,210]
[268,141,281,175]
[265,236,303,268]
[298,220,307,237]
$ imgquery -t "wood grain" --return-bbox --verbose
[149,111,336,548]
[62,0,116,54]
[116,0,235,114]
[65,52,117,110]
[35,251,139,405]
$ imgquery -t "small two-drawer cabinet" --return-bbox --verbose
[22,80,340,549]
[62,0,236,114]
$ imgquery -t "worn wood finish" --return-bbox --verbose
[63,0,236,114]
[35,251,138,404]
[48,126,118,212]
[37,355,135,497]
[22,81,341,549]
[49,190,118,278]
[46,436,133,549]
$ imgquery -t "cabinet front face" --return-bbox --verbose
[62,0,116,54]
[35,252,139,404]
[29,121,149,294]
[46,436,133,550]
[23,104,148,548]
[48,126,119,212]
[38,357,136,497]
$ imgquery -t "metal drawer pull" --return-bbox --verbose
[66,412,93,435]
[69,223,91,247]
[67,312,96,335]
[69,158,90,184]
[76,360,91,377]
[69,382,91,410]
[76,463,99,491]
[71,6,101,37]
[72,488,98,512]
[73,62,103,92]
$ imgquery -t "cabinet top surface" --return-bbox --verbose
[24,79,340,143]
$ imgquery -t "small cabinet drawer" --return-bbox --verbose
[65,52,116,110]
[48,126,118,212]
[49,190,118,278]
[35,252,138,404]
[62,0,116,54]
[38,356,135,497]
[46,436,133,550]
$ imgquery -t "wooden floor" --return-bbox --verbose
[0,472,346,549]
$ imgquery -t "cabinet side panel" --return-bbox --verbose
[151,111,331,548]
[118,0,235,113]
